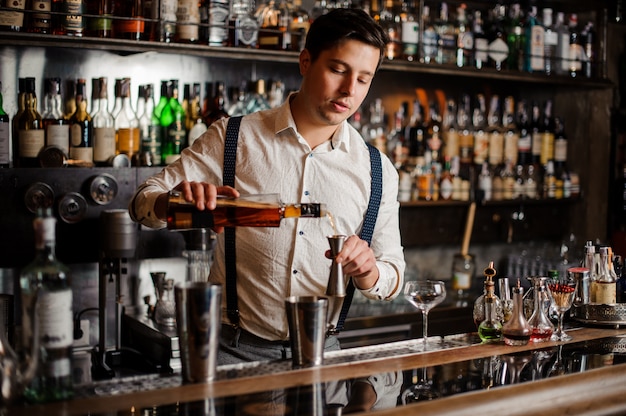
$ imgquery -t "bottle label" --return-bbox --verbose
[30,0,51,29]
[488,132,504,166]
[208,0,229,46]
[473,131,488,164]
[43,357,71,378]
[116,127,140,156]
[401,21,419,45]
[488,38,509,65]
[529,26,545,71]
[0,122,9,164]
[235,15,258,47]
[176,0,200,41]
[60,0,85,32]
[38,289,73,349]
[70,146,93,162]
[0,0,25,27]
[46,124,70,155]
[19,129,45,158]
[540,132,554,165]
[452,271,471,290]
[474,38,489,65]
[554,138,567,162]
[591,281,616,304]
[504,132,519,165]
[93,126,116,162]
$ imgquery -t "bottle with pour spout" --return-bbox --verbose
[473,261,503,328]
[166,191,327,229]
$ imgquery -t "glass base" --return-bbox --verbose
[551,331,572,342]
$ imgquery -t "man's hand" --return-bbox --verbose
[326,235,379,290]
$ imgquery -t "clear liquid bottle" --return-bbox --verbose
[592,246,617,304]
[478,279,503,343]
[42,78,70,158]
[19,208,73,403]
[502,279,531,346]
[17,77,45,167]
[91,77,116,166]
[166,191,327,230]
[473,262,503,328]
[113,77,140,160]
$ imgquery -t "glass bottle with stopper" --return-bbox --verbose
[166,192,327,229]
[502,279,531,346]
[478,272,503,343]
[473,261,503,328]
[528,277,554,343]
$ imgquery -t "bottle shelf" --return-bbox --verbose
[0,32,613,89]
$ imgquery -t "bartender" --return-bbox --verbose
[129,8,406,365]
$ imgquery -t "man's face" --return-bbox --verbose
[299,39,380,127]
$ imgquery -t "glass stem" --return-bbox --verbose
[422,310,429,350]
[557,312,564,337]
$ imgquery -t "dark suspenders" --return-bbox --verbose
[223,115,383,332]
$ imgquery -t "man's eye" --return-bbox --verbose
[331,67,346,74]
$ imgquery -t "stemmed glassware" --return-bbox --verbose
[401,367,440,403]
[546,276,578,342]
[404,280,447,351]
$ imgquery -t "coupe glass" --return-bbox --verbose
[547,278,578,342]
[404,280,447,351]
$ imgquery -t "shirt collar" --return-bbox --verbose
[274,92,352,153]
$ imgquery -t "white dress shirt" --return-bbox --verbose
[129,95,405,341]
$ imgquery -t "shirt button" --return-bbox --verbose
[299,231,304,236]
[304,190,310,196]
[309,153,314,158]
[293,270,298,275]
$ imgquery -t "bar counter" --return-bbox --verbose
[9,325,626,416]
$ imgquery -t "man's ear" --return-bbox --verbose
[299,49,311,76]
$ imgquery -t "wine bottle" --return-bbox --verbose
[53,0,86,37]
[0,81,9,167]
[0,0,26,32]
[42,78,70,157]
[175,0,200,43]
[137,83,161,165]
[27,0,52,33]
[86,0,113,38]
[68,78,94,164]
[113,77,140,159]
[92,77,116,165]
[113,0,145,40]
[166,191,327,229]
[19,208,73,403]
[17,77,45,168]
[160,79,186,165]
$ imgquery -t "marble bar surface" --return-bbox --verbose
[10,326,626,416]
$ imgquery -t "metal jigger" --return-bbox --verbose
[326,235,347,298]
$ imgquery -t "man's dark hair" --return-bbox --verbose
[304,8,389,71]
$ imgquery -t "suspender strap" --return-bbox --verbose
[222,117,383,331]
[334,143,383,333]
[224,116,243,325]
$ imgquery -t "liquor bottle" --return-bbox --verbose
[113,78,140,160]
[478,277,503,343]
[502,96,518,167]
[505,3,524,72]
[175,0,200,43]
[426,100,443,166]
[86,0,113,38]
[63,79,76,120]
[161,79,186,165]
[68,78,93,163]
[204,81,229,127]
[516,100,532,167]
[434,2,455,65]
[166,191,328,229]
[581,22,594,78]
[442,98,458,160]
[186,83,207,146]
[439,156,454,200]
[207,0,229,46]
[0,0,26,32]
[457,94,473,165]
[523,5,544,73]
[527,277,554,342]
[400,0,418,62]
[543,8,558,76]
[472,94,488,166]
[472,10,488,69]
[486,4,509,71]
[386,102,408,169]
[540,99,555,167]
[615,255,625,303]
[114,0,145,40]
[473,262,503,329]
[11,78,25,166]
[553,117,568,197]
[244,79,271,115]
[92,77,116,166]
[555,12,570,76]
[530,101,542,167]
[502,279,531,346]
[159,0,177,42]
[0,81,9,167]
[27,0,52,33]
[17,77,45,168]
[19,208,73,403]
[286,0,309,52]
[228,0,258,48]
[53,0,86,36]
[455,3,472,68]
[42,78,70,157]
[421,5,437,64]
[568,14,584,78]
[486,95,504,168]
[477,161,492,202]
[592,246,617,304]
[379,0,401,61]
[136,84,157,165]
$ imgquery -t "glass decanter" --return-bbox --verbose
[502,279,531,346]
[473,261,503,328]
[527,277,554,343]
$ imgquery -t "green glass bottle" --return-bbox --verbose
[160,79,186,165]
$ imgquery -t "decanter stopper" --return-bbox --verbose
[326,235,347,298]
[502,279,531,346]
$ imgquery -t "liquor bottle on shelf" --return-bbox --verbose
[63,79,76,120]
[581,22,595,78]
[136,83,161,165]
[159,0,177,42]
[287,0,309,52]
[19,208,73,403]
[442,98,459,161]
[160,79,186,165]
[86,0,113,38]
[553,117,569,198]
[207,0,230,47]
[53,0,86,36]
[175,0,200,43]
[472,10,488,70]
[472,94,488,166]
[477,161,492,202]
[505,3,524,72]
[516,99,531,167]
[186,83,207,146]
[256,0,287,50]
[421,5,437,64]
[68,78,93,164]
[244,79,271,115]
[543,8,558,76]
[457,94,473,165]
[27,0,52,34]
[523,5,544,73]
[455,3,472,68]
[379,0,401,61]
[530,101,542,168]
[11,78,25,166]
[486,95,504,169]
[502,279,531,346]
[555,11,570,76]
[92,77,116,166]
[228,0,258,48]
[114,0,145,40]
[568,14,584,78]
[0,0,26,32]
[591,246,617,304]
[540,99,555,167]
[502,96,519,167]
[434,2,455,65]
[203,81,229,127]
[41,78,70,157]
[0,81,9,167]
[486,3,509,71]
[400,0,418,62]
[16,77,45,168]
[166,191,327,230]
[113,78,140,160]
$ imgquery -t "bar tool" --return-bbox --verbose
[326,235,347,298]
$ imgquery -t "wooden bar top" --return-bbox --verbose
[10,326,626,416]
